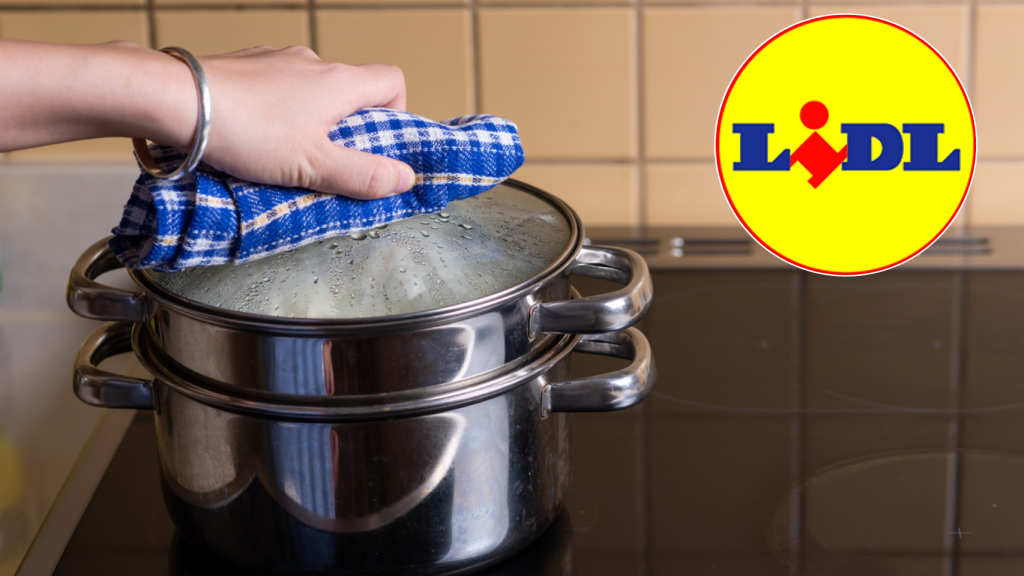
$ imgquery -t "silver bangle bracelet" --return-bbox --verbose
[133,46,211,180]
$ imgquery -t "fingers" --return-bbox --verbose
[310,143,416,200]
[352,63,406,112]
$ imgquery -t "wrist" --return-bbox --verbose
[127,47,200,150]
[90,43,198,150]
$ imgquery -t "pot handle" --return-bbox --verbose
[74,322,156,411]
[530,245,652,337]
[542,327,655,416]
[67,236,151,323]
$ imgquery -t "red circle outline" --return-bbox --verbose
[714,14,977,276]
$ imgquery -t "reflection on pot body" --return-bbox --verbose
[264,414,467,533]
[155,368,571,574]
[255,310,511,396]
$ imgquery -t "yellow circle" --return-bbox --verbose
[716,15,975,275]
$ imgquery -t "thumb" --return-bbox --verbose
[312,144,416,200]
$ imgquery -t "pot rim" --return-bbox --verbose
[129,179,584,336]
[133,322,582,423]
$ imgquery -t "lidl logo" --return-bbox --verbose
[716,15,975,275]
[734,101,960,187]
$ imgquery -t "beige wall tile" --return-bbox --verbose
[0,11,148,163]
[8,140,135,163]
[158,0,301,5]
[968,163,1024,226]
[644,7,798,160]
[483,0,626,3]
[808,6,966,74]
[0,10,148,44]
[648,0,788,5]
[0,0,140,5]
[318,9,472,121]
[155,9,309,56]
[479,8,636,160]
[812,0,959,5]
[975,6,1024,159]
[512,163,638,226]
[645,162,737,226]
[322,0,465,4]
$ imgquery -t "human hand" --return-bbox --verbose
[0,40,414,199]
[158,45,416,200]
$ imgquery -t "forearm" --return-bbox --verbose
[0,41,413,198]
[0,39,195,152]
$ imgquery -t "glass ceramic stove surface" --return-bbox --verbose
[48,235,1024,576]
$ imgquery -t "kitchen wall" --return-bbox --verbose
[0,0,1018,228]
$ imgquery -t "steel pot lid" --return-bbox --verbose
[145,182,575,319]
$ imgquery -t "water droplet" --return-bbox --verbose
[460,224,473,229]
[368,230,380,239]
[399,267,406,273]
[462,234,473,240]
[421,221,430,225]
[420,231,430,237]
[313,277,318,283]
[274,304,280,310]
[440,212,449,218]
[430,226,438,230]
[350,232,367,240]
[328,242,338,249]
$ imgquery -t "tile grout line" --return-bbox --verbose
[940,270,967,576]
[961,0,976,229]
[308,0,318,53]
[0,1,817,11]
[6,1,990,10]
[799,0,807,19]
[145,0,156,47]
[470,0,482,115]
[637,390,652,576]
[789,271,806,575]
[0,3,314,10]
[636,0,647,229]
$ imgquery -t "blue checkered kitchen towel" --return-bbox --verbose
[110,108,524,272]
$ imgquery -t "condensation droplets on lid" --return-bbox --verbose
[146,183,574,319]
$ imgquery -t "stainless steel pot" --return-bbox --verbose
[67,181,652,397]
[74,321,654,574]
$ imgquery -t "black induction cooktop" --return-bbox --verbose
[45,228,1024,575]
